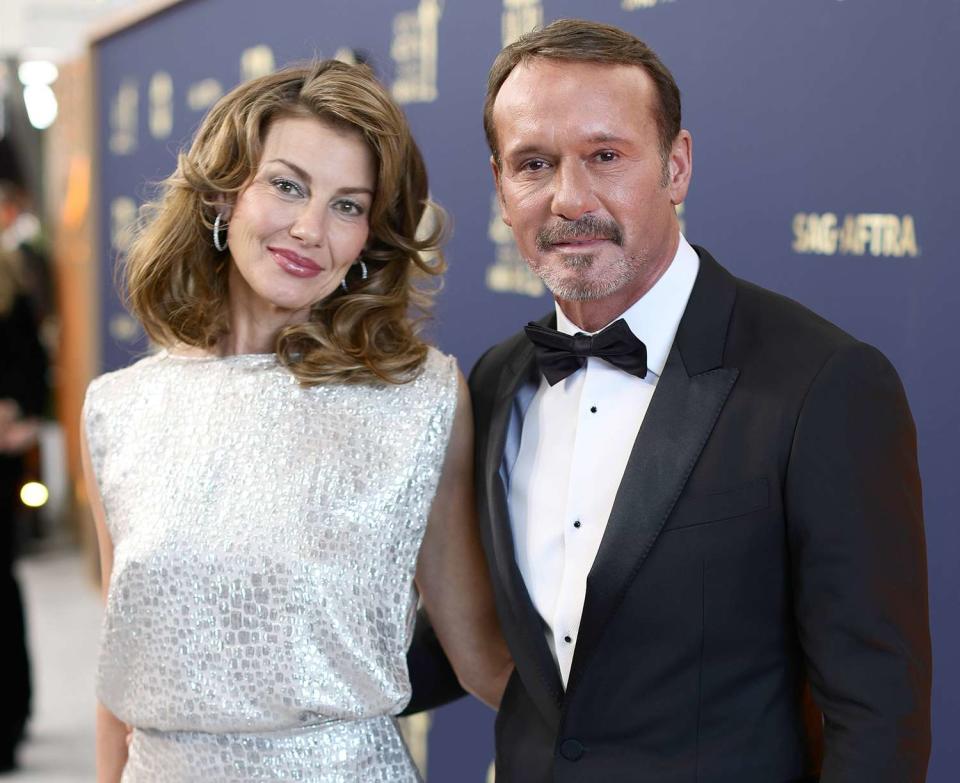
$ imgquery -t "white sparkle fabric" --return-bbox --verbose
[83,348,458,781]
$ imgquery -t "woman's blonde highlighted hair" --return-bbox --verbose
[125,60,446,385]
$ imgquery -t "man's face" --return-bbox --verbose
[491,58,690,305]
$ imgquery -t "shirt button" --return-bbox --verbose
[590,405,597,413]
[560,738,585,761]
[564,635,572,643]
[573,520,581,529]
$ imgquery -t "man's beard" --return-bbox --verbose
[531,252,639,301]
[528,214,639,301]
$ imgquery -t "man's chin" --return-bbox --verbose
[539,274,624,303]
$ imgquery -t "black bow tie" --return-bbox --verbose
[524,318,648,386]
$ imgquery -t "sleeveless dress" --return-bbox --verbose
[83,348,458,782]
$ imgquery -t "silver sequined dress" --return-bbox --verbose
[83,348,458,782]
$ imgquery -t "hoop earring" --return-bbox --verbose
[340,259,368,292]
[213,213,228,252]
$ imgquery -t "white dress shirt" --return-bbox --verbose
[505,235,699,686]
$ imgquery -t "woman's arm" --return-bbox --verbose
[80,422,129,782]
[415,371,513,709]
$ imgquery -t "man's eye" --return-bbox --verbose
[272,178,304,197]
[596,151,617,162]
[521,159,548,173]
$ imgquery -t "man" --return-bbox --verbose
[408,18,930,782]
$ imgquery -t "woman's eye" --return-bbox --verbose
[272,178,304,197]
[334,200,365,216]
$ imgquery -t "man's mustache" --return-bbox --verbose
[536,215,624,251]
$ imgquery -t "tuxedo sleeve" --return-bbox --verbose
[401,606,467,715]
[786,341,931,782]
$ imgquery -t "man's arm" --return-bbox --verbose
[787,341,931,782]
[402,608,466,715]
[403,345,509,716]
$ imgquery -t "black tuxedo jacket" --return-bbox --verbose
[407,247,930,782]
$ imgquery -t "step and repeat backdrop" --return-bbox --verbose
[92,1,959,780]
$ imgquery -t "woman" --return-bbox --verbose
[81,61,511,782]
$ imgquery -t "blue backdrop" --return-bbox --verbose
[92,1,959,779]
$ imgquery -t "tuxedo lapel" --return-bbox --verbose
[482,318,566,724]
[567,248,740,690]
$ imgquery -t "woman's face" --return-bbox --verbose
[225,115,376,323]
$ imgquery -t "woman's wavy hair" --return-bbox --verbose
[124,60,447,385]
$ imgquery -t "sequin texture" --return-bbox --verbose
[83,348,458,781]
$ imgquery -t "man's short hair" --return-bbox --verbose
[483,18,682,167]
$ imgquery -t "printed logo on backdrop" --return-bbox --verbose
[186,45,358,114]
[487,192,546,297]
[109,78,138,155]
[188,79,224,112]
[622,0,677,10]
[502,0,543,45]
[241,45,276,80]
[485,0,547,298]
[392,0,443,104]
[149,71,174,139]
[792,212,919,257]
[108,196,141,343]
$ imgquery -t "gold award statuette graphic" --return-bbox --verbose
[109,78,138,155]
[391,0,443,104]
[792,212,920,258]
[485,0,546,297]
[241,45,276,81]
[502,0,543,46]
[188,79,224,112]
[109,195,142,343]
[149,71,174,140]
[486,192,547,298]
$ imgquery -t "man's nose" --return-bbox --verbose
[289,201,327,246]
[550,161,598,221]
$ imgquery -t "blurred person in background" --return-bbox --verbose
[81,61,510,782]
[0,181,55,335]
[0,245,48,773]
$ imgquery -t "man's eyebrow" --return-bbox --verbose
[585,133,631,145]
[504,144,548,161]
[504,134,632,161]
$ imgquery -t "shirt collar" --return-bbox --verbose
[555,234,700,378]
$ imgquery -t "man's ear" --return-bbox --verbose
[667,129,693,206]
[490,156,512,227]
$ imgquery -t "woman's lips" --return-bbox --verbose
[269,247,322,278]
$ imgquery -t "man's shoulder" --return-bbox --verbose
[465,316,551,418]
[468,315,547,388]
[707,250,859,360]
[690,246,896,396]
[739,277,851,337]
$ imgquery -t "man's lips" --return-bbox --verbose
[550,237,611,249]
[269,247,322,278]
